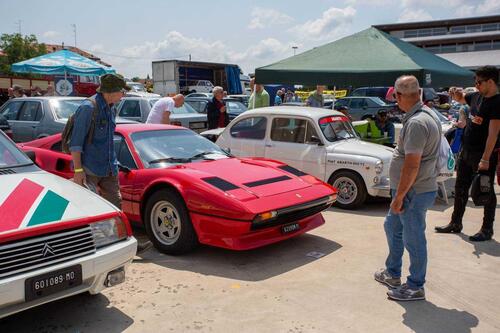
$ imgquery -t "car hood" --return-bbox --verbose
[0,171,118,235]
[328,139,393,163]
[180,158,312,198]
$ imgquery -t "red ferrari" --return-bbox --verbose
[19,124,337,254]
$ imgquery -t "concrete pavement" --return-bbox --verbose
[1,196,499,333]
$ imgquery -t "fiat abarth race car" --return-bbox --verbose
[19,124,337,255]
[0,131,137,318]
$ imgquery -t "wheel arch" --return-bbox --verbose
[140,181,184,222]
[327,168,367,189]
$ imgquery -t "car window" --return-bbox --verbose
[351,88,366,97]
[271,118,307,143]
[119,100,141,118]
[0,132,33,168]
[18,101,42,121]
[230,116,267,140]
[319,116,357,142]
[186,100,208,113]
[226,101,247,114]
[369,97,386,106]
[1,101,24,120]
[114,134,137,169]
[131,129,228,169]
[305,121,320,143]
[50,99,85,120]
[334,99,349,108]
[349,98,366,109]
[171,103,197,114]
[51,141,63,153]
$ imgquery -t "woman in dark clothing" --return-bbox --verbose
[207,86,229,129]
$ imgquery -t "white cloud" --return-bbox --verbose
[289,6,356,41]
[109,31,297,78]
[42,30,60,39]
[248,7,294,30]
[89,44,104,53]
[397,8,433,23]
[477,0,500,14]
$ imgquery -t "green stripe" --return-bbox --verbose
[27,190,69,226]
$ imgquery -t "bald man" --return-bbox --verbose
[146,94,184,124]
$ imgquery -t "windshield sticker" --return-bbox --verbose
[319,116,349,124]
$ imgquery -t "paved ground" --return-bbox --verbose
[1,194,499,333]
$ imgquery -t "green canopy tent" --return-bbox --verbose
[255,27,474,88]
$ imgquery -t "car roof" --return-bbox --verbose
[7,96,86,101]
[239,106,344,120]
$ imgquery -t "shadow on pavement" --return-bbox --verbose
[135,233,342,281]
[398,300,479,333]
[0,293,133,332]
[457,233,500,258]
[328,198,390,218]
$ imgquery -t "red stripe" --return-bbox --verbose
[0,179,44,233]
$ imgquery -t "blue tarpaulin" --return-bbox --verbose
[225,66,243,95]
[11,49,115,76]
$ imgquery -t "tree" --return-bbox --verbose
[0,33,47,74]
[131,76,141,82]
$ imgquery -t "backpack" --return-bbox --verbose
[61,98,100,154]
[420,106,455,177]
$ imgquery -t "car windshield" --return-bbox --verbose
[319,116,357,142]
[128,83,145,92]
[131,129,229,168]
[370,97,387,106]
[0,132,33,168]
[147,99,197,114]
[226,101,247,114]
[50,99,85,120]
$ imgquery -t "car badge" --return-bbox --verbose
[296,193,302,198]
[42,243,55,257]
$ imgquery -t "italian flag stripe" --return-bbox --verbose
[27,190,70,226]
[0,179,44,232]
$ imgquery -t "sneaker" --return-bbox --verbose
[387,283,425,301]
[374,268,401,288]
[136,240,153,254]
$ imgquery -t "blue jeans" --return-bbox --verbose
[384,189,437,289]
[376,122,395,144]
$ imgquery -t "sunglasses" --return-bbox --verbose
[392,91,402,99]
[475,79,487,86]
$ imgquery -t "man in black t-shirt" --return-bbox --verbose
[436,66,500,241]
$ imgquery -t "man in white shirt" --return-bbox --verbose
[146,94,185,124]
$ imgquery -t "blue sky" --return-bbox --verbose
[1,0,499,78]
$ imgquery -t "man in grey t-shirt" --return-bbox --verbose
[374,75,440,301]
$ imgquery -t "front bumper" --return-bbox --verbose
[190,211,325,250]
[370,176,391,198]
[0,237,137,319]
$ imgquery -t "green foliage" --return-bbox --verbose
[131,76,141,82]
[0,33,47,75]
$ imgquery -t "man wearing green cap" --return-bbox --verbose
[69,73,152,253]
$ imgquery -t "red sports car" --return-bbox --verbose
[19,124,337,254]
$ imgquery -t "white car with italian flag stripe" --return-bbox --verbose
[0,131,137,318]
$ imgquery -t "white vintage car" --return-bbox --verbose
[0,131,137,318]
[214,106,394,209]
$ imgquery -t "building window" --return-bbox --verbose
[475,41,492,51]
[450,26,466,34]
[493,40,500,50]
[482,23,499,32]
[424,45,441,53]
[466,25,482,33]
[432,27,447,35]
[441,44,457,53]
[418,29,432,37]
[403,30,418,38]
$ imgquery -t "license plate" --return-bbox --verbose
[189,122,206,129]
[282,223,300,234]
[25,265,82,301]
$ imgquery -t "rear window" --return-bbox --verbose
[0,133,33,168]
[50,99,85,120]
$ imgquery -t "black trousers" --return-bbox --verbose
[451,148,497,231]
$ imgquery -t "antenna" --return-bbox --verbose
[15,20,22,34]
[292,46,298,56]
[71,24,77,47]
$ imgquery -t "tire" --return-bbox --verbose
[144,189,198,254]
[329,171,367,210]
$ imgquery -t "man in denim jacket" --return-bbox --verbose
[69,74,152,253]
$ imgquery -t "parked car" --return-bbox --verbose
[227,94,250,107]
[182,80,214,94]
[334,97,395,121]
[350,87,391,101]
[0,130,137,319]
[185,97,248,121]
[19,124,337,254]
[0,113,12,139]
[116,96,208,132]
[214,106,393,209]
[0,97,136,143]
[185,92,213,98]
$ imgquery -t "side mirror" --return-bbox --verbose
[25,150,36,163]
[117,162,131,173]
[309,135,324,146]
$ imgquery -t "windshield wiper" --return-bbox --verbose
[188,151,224,161]
[148,157,191,164]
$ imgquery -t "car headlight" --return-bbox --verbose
[375,160,384,174]
[90,217,128,248]
[254,210,278,223]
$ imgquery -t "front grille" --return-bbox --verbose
[251,196,333,230]
[0,226,96,279]
[0,169,16,175]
